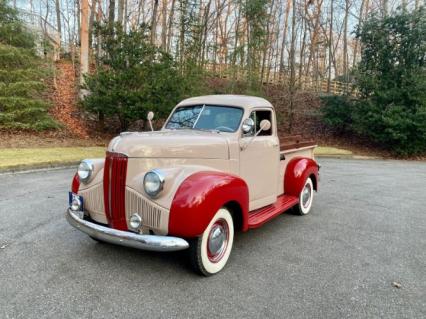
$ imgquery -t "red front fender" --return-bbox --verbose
[284,157,319,197]
[168,171,249,238]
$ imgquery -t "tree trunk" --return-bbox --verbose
[89,0,96,48]
[279,0,291,80]
[352,0,367,69]
[151,0,159,44]
[137,0,146,25]
[383,0,388,17]
[118,0,124,26]
[343,0,349,92]
[166,0,176,52]
[261,0,275,84]
[401,0,407,11]
[289,0,297,132]
[179,0,187,70]
[161,0,168,49]
[76,0,80,45]
[80,0,89,86]
[96,0,103,62]
[109,0,116,27]
[200,0,212,67]
[327,0,333,92]
[55,0,62,49]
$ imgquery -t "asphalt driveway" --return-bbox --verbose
[0,159,425,318]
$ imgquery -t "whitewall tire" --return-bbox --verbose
[189,207,234,276]
[297,177,314,215]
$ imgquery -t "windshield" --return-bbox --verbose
[165,105,244,132]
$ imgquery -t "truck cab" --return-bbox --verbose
[66,95,319,275]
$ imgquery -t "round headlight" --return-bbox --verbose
[77,160,94,183]
[143,170,164,198]
[129,214,142,229]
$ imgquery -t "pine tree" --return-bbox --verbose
[0,0,58,131]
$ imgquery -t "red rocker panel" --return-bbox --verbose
[247,194,299,229]
[169,171,249,238]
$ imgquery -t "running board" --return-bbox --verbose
[247,195,299,229]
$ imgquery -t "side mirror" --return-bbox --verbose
[242,118,255,134]
[259,119,271,132]
[147,111,154,131]
[147,111,154,121]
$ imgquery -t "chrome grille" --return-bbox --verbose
[79,183,105,215]
[125,187,166,231]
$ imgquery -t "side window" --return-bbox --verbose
[246,110,272,136]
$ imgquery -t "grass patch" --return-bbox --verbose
[0,147,106,170]
[315,146,353,156]
[0,145,355,172]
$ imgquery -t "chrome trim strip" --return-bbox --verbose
[280,144,318,155]
[66,209,189,252]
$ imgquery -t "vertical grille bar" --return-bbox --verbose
[103,153,111,222]
[103,152,128,231]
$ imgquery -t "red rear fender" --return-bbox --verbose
[284,157,319,197]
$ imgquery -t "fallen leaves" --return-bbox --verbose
[50,60,90,139]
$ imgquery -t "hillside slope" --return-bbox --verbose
[50,60,89,138]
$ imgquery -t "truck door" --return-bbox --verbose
[239,108,280,211]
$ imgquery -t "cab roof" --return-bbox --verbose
[177,95,273,110]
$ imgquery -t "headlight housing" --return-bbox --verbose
[143,169,165,198]
[77,160,94,183]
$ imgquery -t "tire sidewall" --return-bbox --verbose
[200,208,234,275]
[299,177,314,215]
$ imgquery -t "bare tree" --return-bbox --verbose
[118,0,125,25]
[151,0,159,44]
[109,0,115,26]
[80,0,89,85]
[55,0,62,49]
[288,0,297,131]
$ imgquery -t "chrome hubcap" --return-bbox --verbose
[302,184,312,208]
[207,219,229,263]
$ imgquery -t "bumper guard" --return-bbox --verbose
[66,209,189,252]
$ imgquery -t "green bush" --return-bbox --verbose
[320,95,354,133]
[0,0,35,49]
[83,24,200,131]
[0,0,57,131]
[322,9,426,156]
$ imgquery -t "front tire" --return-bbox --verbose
[296,177,314,215]
[189,207,234,276]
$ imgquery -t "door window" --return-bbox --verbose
[245,110,273,136]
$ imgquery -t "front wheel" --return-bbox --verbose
[189,207,234,276]
[296,177,314,215]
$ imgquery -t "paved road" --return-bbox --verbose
[0,159,425,319]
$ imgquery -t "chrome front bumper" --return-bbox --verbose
[66,209,189,252]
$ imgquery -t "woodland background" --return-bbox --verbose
[0,0,425,156]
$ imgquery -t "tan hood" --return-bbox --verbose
[108,130,230,159]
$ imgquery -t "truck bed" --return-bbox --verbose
[280,134,316,154]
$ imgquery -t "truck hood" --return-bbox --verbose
[107,130,230,159]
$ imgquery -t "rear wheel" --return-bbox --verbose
[189,207,234,276]
[296,177,314,215]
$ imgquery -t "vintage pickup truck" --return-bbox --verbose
[67,95,319,275]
